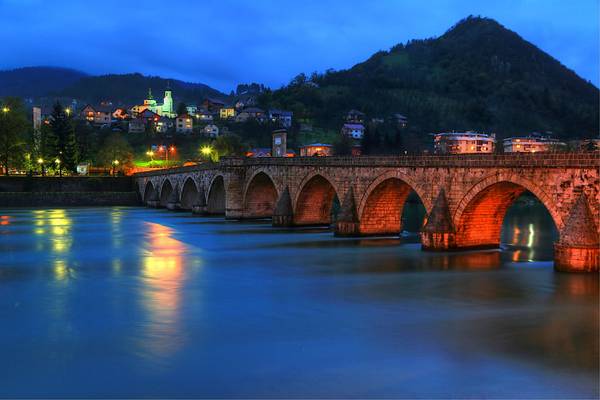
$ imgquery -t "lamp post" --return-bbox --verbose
[112,159,119,176]
[55,158,61,177]
[37,158,45,176]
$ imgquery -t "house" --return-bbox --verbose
[272,129,287,157]
[176,114,193,134]
[391,113,408,128]
[202,98,225,112]
[503,133,565,153]
[128,118,145,134]
[195,107,213,122]
[246,148,271,158]
[186,104,198,115]
[203,124,219,138]
[113,107,129,120]
[235,107,266,123]
[341,123,365,139]
[80,104,113,125]
[433,131,495,154]
[154,116,172,133]
[219,106,236,119]
[268,109,293,128]
[138,109,160,124]
[299,143,333,157]
[346,109,365,123]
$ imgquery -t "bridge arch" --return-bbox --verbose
[207,174,226,215]
[180,177,199,210]
[243,170,278,218]
[159,179,174,207]
[453,174,561,248]
[294,172,340,225]
[358,170,426,236]
[143,181,156,204]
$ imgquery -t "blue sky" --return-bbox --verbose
[1,0,598,92]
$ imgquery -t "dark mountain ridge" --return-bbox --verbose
[0,66,88,98]
[262,16,599,140]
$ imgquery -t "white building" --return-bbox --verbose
[204,124,219,138]
[433,131,495,154]
[341,123,365,139]
[176,114,193,134]
[503,134,565,153]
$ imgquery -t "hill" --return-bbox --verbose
[55,73,228,105]
[261,16,599,141]
[0,66,88,98]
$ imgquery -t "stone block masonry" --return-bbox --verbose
[134,153,600,272]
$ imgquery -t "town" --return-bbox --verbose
[0,85,593,176]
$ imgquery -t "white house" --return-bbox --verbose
[204,124,219,138]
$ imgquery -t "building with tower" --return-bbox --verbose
[131,88,176,118]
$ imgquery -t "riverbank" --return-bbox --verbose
[0,177,140,207]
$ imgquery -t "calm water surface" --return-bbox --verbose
[0,203,598,398]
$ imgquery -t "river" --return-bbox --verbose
[0,202,597,398]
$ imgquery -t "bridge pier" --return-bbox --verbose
[166,184,181,210]
[334,187,360,236]
[273,187,294,227]
[420,189,457,250]
[553,194,599,272]
[192,186,207,215]
[146,189,160,208]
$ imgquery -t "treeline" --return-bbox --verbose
[257,16,599,147]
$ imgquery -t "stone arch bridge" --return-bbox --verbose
[134,153,600,272]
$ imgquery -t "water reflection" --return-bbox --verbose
[137,222,190,363]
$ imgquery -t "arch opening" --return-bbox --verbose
[401,191,427,234]
[359,178,418,236]
[456,182,558,255]
[180,178,199,210]
[143,181,156,204]
[159,180,173,208]
[244,172,278,218]
[207,176,226,215]
[294,175,338,226]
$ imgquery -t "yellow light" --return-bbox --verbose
[55,158,61,164]
[201,146,212,156]
[65,108,71,115]
[2,107,9,113]
[37,158,44,164]
[113,160,120,165]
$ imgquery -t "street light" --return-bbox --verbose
[37,158,45,176]
[201,145,213,157]
[65,108,71,116]
[55,158,62,177]
[112,159,120,176]
[2,107,9,113]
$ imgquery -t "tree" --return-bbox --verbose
[176,102,188,116]
[0,97,28,175]
[97,133,133,174]
[48,102,78,175]
[212,134,245,162]
[333,134,353,156]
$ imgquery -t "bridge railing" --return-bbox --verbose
[133,151,600,177]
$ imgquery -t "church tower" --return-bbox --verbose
[162,88,174,117]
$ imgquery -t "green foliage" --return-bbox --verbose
[0,97,28,175]
[211,134,246,161]
[176,102,188,116]
[97,133,134,168]
[48,102,78,173]
[333,134,353,156]
[260,16,599,147]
